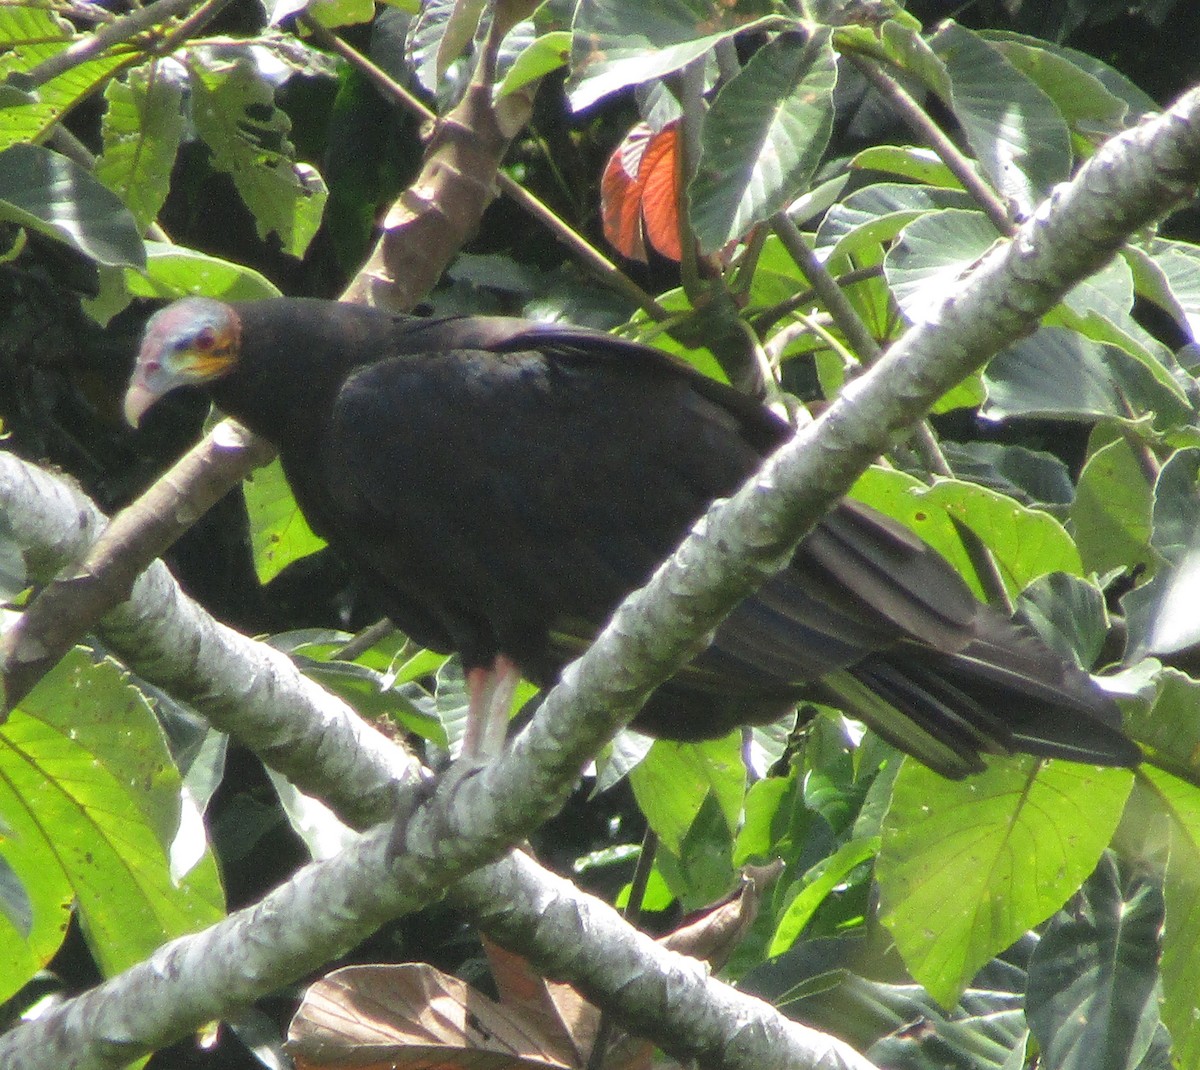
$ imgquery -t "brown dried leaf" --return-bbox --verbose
[660,860,783,969]
[288,963,574,1070]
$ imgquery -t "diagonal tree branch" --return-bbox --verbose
[0,452,876,1070]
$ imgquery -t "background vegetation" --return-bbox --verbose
[3,0,1200,1067]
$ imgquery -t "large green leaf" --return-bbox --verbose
[1143,767,1200,1069]
[1026,853,1163,1070]
[567,0,778,112]
[768,835,880,956]
[0,143,144,267]
[877,759,1132,1008]
[884,208,997,321]
[930,21,1072,215]
[0,7,131,149]
[981,33,1129,146]
[243,458,327,584]
[849,468,1081,603]
[95,64,184,231]
[983,326,1191,428]
[188,56,327,258]
[745,932,1028,1067]
[0,649,224,1001]
[126,242,281,302]
[689,30,836,254]
[1072,434,1155,577]
[629,735,745,855]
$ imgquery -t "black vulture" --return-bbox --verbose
[125,297,1139,776]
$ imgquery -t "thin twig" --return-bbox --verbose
[333,618,397,662]
[848,54,1013,234]
[25,0,197,87]
[771,214,956,478]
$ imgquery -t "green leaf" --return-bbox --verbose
[243,458,328,584]
[929,21,1072,214]
[269,0,375,27]
[733,775,794,865]
[1026,853,1163,1070]
[983,326,1191,427]
[1126,450,1200,658]
[127,242,281,302]
[981,33,1129,146]
[1072,434,1155,577]
[1045,255,1191,410]
[938,441,1074,508]
[0,7,130,149]
[848,145,963,188]
[188,56,327,258]
[629,735,745,855]
[1017,573,1109,669]
[0,143,145,267]
[0,650,224,1000]
[975,32,1156,122]
[0,852,31,940]
[849,468,1082,602]
[567,0,777,112]
[1143,238,1200,343]
[885,208,998,322]
[689,29,836,254]
[1123,668,1200,777]
[768,836,880,956]
[877,759,1132,1008]
[1143,766,1200,1068]
[817,184,976,263]
[95,64,184,231]
[496,30,572,98]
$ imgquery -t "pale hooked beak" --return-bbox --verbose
[124,378,159,428]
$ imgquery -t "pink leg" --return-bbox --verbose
[462,655,520,758]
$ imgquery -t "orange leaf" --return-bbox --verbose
[600,122,682,262]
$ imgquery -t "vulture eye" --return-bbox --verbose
[194,326,218,351]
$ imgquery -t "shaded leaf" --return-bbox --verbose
[189,56,327,258]
[930,21,1072,215]
[885,208,997,323]
[818,183,976,263]
[1027,853,1162,1070]
[769,836,879,956]
[567,0,776,112]
[689,29,836,254]
[0,143,144,267]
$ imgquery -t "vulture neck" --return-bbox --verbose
[207,299,392,451]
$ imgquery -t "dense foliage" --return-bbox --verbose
[2,0,1200,1067]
